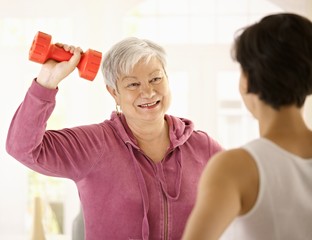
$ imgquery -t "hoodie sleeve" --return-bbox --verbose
[6,80,104,181]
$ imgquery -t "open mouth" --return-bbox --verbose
[138,100,160,108]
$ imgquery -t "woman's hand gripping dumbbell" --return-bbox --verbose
[29,31,102,89]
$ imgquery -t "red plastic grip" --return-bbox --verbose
[29,31,102,81]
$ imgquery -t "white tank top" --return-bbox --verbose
[220,138,312,240]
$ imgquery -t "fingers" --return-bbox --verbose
[73,46,83,55]
[54,42,83,68]
[68,47,83,68]
[55,42,83,54]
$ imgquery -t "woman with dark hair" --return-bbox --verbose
[182,12,312,240]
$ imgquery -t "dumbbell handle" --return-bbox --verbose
[29,31,102,81]
[45,45,101,78]
[46,44,74,62]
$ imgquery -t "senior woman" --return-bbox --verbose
[6,37,222,240]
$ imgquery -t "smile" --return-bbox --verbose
[138,101,160,108]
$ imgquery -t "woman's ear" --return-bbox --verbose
[106,85,119,104]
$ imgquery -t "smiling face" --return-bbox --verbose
[107,57,171,124]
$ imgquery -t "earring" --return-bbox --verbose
[116,104,121,115]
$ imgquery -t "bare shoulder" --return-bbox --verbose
[200,148,259,215]
[182,148,259,240]
[205,148,256,175]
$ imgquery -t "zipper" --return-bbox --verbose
[133,144,175,240]
[163,193,169,240]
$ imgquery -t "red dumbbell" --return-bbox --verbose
[29,31,102,81]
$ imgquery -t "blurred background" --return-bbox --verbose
[1,0,311,239]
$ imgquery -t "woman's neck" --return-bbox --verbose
[125,116,170,162]
[259,106,307,137]
[126,116,169,144]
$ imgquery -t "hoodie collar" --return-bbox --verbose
[107,111,194,149]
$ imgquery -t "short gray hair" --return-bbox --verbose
[101,37,167,89]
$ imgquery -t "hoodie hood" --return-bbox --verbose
[107,111,194,149]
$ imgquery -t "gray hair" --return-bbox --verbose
[101,37,167,89]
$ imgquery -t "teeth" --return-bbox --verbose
[141,101,157,107]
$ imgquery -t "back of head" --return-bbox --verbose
[101,37,167,89]
[232,13,312,109]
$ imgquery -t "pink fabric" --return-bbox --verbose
[6,80,223,240]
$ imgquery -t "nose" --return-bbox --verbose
[140,84,155,98]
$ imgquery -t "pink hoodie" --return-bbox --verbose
[6,80,222,240]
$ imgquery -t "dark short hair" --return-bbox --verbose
[232,13,312,109]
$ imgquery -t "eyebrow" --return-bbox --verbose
[121,76,137,81]
[121,69,163,81]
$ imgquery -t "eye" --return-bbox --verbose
[150,77,162,84]
[126,82,140,90]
